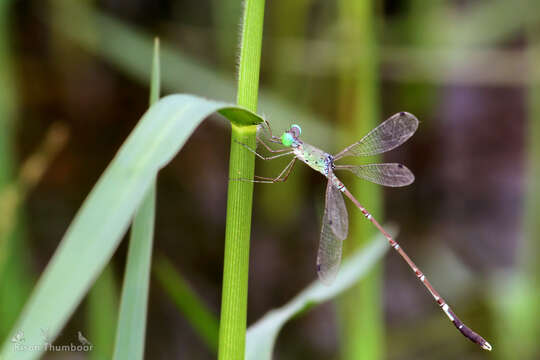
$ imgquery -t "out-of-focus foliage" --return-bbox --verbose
[2,0,539,359]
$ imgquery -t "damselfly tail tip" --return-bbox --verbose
[481,340,492,351]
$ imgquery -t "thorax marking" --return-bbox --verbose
[293,142,332,176]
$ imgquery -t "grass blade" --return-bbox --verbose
[245,232,391,360]
[112,38,161,360]
[0,94,262,360]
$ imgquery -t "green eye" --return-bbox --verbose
[281,132,294,147]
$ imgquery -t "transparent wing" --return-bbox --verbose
[334,112,419,160]
[317,178,348,285]
[335,163,415,187]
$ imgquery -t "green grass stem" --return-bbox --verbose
[219,1,265,359]
[235,1,265,110]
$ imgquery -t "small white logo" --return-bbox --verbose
[77,331,92,346]
[41,328,51,347]
[11,330,25,345]
[11,329,93,353]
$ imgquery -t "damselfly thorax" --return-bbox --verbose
[292,142,347,192]
[292,141,330,175]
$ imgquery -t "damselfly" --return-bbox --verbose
[237,112,492,351]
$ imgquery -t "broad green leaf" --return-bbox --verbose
[245,233,391,360]
[0,94,262,360]
[112,38,161,360]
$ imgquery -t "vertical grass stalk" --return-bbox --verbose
[337,1,384,359]
[219,0,265,359]
[112,38,160,360]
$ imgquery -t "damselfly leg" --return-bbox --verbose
[250,158,297,184]
[230,136,296,183]
[233,139,293,161]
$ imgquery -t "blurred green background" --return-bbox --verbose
[1,0,539,359]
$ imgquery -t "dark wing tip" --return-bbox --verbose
[392,163,415,187]
[397,111,419,131]
[399,164,415,186]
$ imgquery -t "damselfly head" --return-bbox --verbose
[281,124,302,147]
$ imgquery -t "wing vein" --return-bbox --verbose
[334,112,418,160]
[335,163,415,187]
